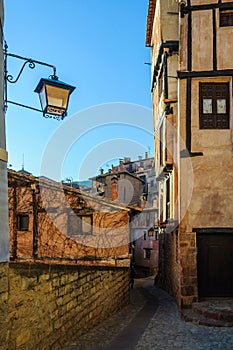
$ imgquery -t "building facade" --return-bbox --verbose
[130,206,158,276]
[8,170,140,267]
[91,170,145,206]
[91,156,159,275]
[147,0,233,308]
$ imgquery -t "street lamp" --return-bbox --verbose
[4,42,76,120]
[0,40,76,262]
[34,77,75,119]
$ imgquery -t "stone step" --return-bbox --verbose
[181,309,233,327]
[192,301,233,323]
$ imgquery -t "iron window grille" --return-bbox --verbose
[199,82,229,129]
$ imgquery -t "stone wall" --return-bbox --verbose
[0,263,9,350]
[2,262,129,350]
[158,228,198,309]
[179,230,198,308]
[158,232,180,307]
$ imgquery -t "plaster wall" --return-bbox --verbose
[180,75,233,229]
[192,10,213,71]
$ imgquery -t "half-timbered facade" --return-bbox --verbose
[147,0,233,309]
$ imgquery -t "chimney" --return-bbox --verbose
[124,157,131,163]
[111,176,118,201]
[145,152,148,159]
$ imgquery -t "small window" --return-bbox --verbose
[82,215,92,234]
[146,212,150,226]
[159,121,165,166]
[68,213,93,236]
[148,228,154,237]
[199,83,229,129]
[18,214,29,231]
[144,248,151,260]
[220,9,233,27]
[143,231,147,240]
[159,71,164,98]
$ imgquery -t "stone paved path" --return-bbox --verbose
[64,276,233,350]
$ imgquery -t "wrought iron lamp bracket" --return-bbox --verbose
[3,41,63,120]
[4,42,57,84]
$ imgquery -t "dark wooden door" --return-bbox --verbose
[197,233,233,298]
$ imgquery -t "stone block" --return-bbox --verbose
[16,329,30,348]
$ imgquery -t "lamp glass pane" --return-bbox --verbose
[46,85,70,108]
[39,85,47,110]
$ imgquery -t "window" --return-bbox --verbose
[148,228,154,237]
[158,71,164,98]
[166,178,170,221]
[68,213,93,237]
[144,248,152,260]
[146,212,150,226]
[199,83,229,129]
[159,121,165,165]
[143,231,147,240]
[220,9,233,27]
[18,214,29,231]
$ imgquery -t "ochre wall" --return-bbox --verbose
[2,262,129,350]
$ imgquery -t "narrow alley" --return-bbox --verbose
[64,277,233,350]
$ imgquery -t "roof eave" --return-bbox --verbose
[146,0,157,46]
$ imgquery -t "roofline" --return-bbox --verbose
[90,170,145,183]
[146,0,157,46]
[120,156,154,165]
[8,170,141,212]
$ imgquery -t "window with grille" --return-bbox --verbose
[220,9,233,27]
[199,83,229,129]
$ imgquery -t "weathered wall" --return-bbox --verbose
[5,262,129,350]
[148,0,233,309]
[103,173,143,206]
[0,263,9,350]
[157,232,181,306]
[8,170,132,265]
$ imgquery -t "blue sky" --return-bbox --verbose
[4,1,153,181]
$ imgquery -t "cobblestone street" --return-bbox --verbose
[64,276,233,350]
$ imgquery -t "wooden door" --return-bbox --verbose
[197,233,233,298]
